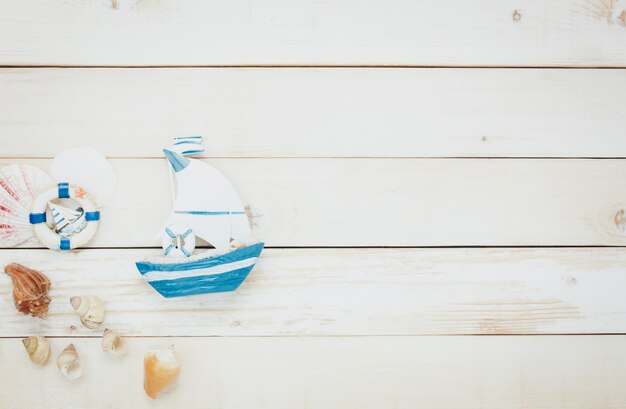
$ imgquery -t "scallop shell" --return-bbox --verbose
[56,344,82,379]
[22,336,51,365]
[0,164,52,247]
[102,329,128,356]
[144,345,181,399]
[70,296,105,329]
[4,263,51,319]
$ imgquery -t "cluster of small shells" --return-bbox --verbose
[7,263,179,398]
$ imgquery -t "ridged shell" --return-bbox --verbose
[70,296,105,329]
[22,336,51,365]
[4,263,51,319]
[144,345,181,399]
[56,344,82,380]
[0,164,52,247]
[101,329,128,356]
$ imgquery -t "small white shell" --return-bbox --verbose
[56,344,82,379]
[22,336,51,365]
[70,296,105,329]
[101,328,128,356]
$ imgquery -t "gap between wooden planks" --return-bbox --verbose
[1,0,626,66]
[2,68,626,158]
[2,336,626,409]
[2,158,626,247]
[0,248,624,337]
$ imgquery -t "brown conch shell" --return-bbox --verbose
[4,263,51,319]
[144,345,181,399]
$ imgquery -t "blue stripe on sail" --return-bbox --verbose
[165,228,176,238]
[180,246,191,257]
[174,211,246,215]
[173,140,201,145]
[136,242,264,274]
[148,265,254,298]
[182,229,193,238]
[56,217,65,224]
[174,136,202,141]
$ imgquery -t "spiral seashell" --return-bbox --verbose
[56,344,82,380]
[70,296,105,329]
[144,345,181,399]
[4,263,51,319]
[101,329,128,356]
[22,336,51,365]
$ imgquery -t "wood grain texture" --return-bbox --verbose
[1,0,626,67]
[3,158,626,247]
[2,68,626,158]
[0,248,625,336]
[2,336,626,408]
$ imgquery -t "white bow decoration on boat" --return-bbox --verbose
[135,136,265,298]
[0,148,116,251]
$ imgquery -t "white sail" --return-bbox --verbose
[161,149,252,251]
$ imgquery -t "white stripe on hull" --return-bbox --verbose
[143,257,257,282]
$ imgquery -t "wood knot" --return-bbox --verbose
[564,276,577,286]
[512,10,522,22]
[615,208,626,232]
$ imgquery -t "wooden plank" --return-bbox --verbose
[1,1,626,67]
[3,158,626,247]
[0,248,625,336]
[2,336,626,408]
[3,68,626,159]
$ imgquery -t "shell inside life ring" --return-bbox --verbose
[30,183,100,251]
[161,224,196,257]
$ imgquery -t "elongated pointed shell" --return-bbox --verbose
[22,336,51,365]
[70,296,105,329]
[144,345,181,399]
[4,263,51,319]
[56,344,82,380]
[102,329,128,356]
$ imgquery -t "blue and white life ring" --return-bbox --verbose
[29,183,100,251]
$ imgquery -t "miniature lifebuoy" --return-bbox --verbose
[161,223,195,257]
[29,183,100,251]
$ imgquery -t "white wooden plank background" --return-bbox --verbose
[1,0,626,67]
[2,1,626,408]
[2,336,626,409]
[4,158,626,247]
[0,248,624,337]
[2,68,626,158]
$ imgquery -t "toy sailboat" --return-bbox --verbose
[48,201,86,237]
[135,137,264,298]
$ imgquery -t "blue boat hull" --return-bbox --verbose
[136,242,264,298]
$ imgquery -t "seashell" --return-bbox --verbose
[70,296,105,329]
[0,164,52,247]
[228,239,246,250]
[51,147,117,207]
[101,328,128,356]
[4,263,51,319]
[144,345,181,399]
[22,336,51,365]
[56,344,82,379]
